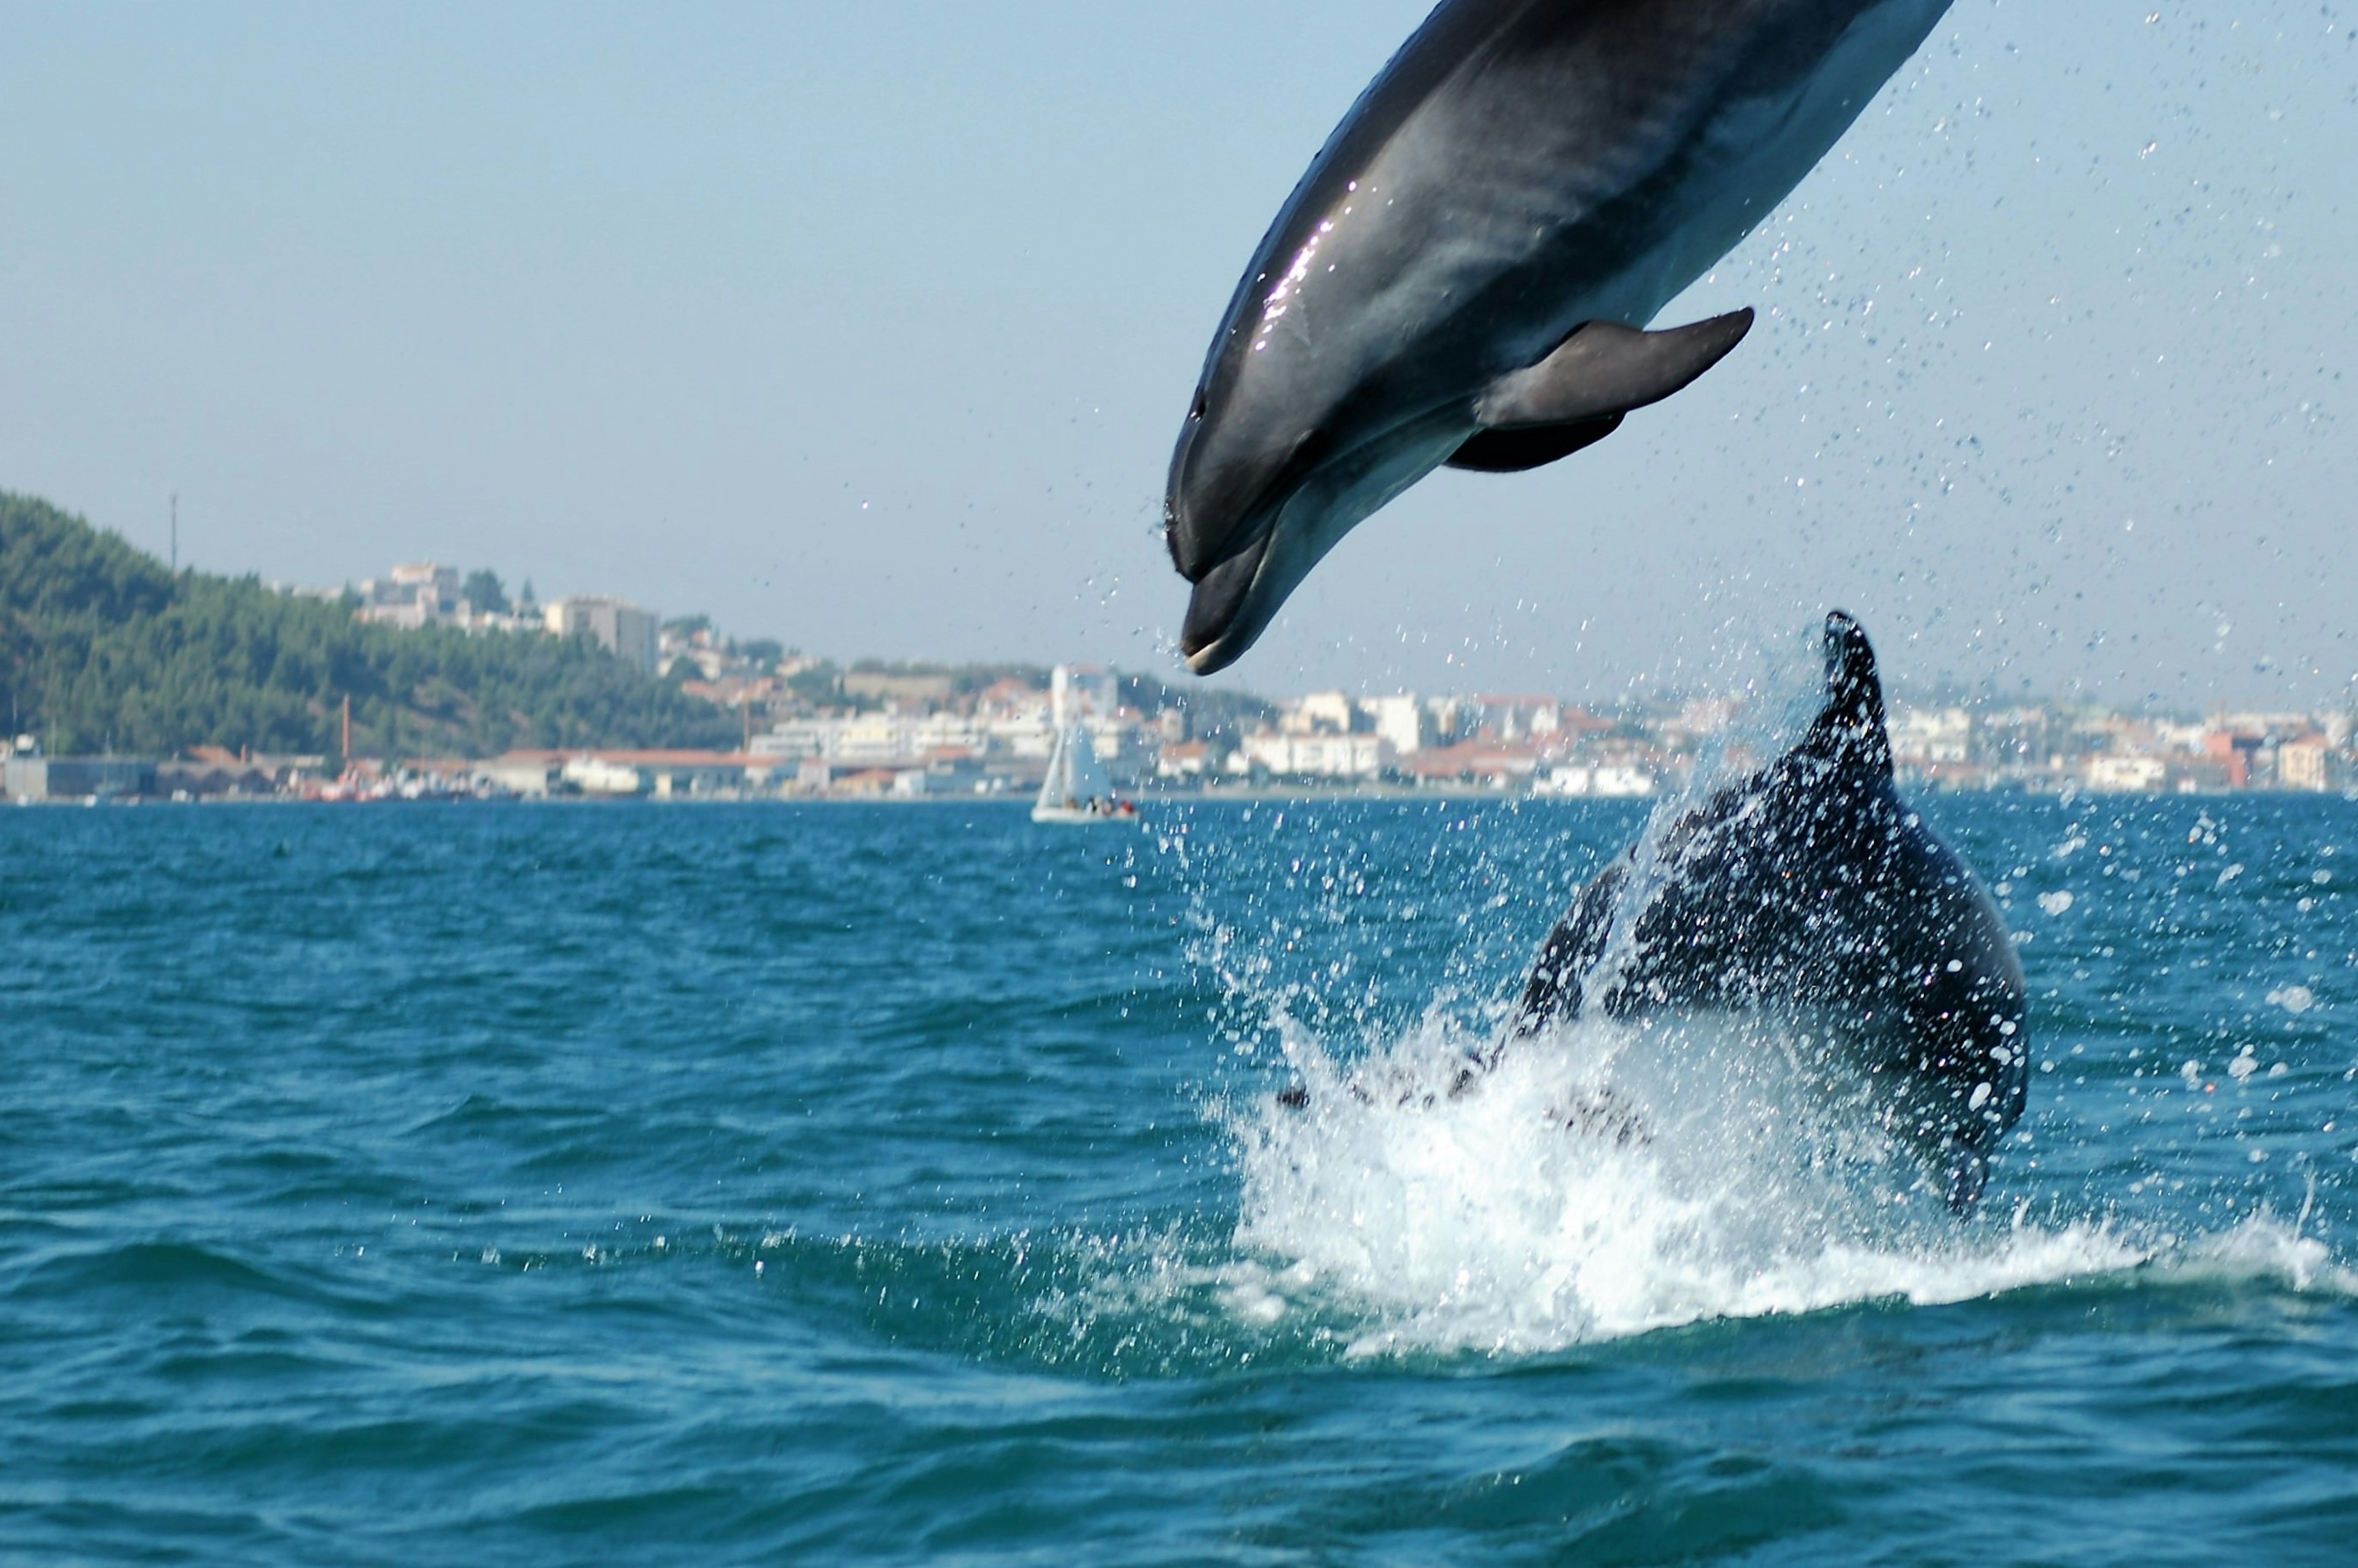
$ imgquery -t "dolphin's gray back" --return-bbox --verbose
[1200,0,1950,435]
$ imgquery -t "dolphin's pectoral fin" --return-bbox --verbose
[1446,308,1748,472]
[1445,414,1622,472]
[1473,308,1756,434]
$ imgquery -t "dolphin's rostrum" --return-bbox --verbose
[1509,611,2028,1213]
[1167,0,1954,673]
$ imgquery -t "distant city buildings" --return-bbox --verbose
[60,559,2358,804]
[346,565,657,664]
[12,667,2358,804]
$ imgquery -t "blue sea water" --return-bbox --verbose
[2,790,2354,1564]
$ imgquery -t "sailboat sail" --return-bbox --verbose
[1032,665,1129,823]
[1045,722,1107,806]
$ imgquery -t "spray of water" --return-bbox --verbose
[1234,1008,2123,1354]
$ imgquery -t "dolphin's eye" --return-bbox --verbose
[1189,387,1208,422]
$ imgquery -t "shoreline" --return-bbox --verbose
[13,785,2358,809]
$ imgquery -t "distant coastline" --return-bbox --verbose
[7,486,2354,809]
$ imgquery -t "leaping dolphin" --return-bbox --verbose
[1166,0,1954,673]
[1509,611,2028,1213]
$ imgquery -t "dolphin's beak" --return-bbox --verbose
[1178,530,1271,675]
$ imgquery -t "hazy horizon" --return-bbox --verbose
[6,2,2354,709]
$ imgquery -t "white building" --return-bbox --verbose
[1890,706,1972,766]
[755,712,982,765]
[1239,731,1393,780]
[1359,694,1430,755]
[1156,742,1215,780]
[1461,695,1562,741]
[2279,736,2332,793]
[750,705,1140,770]
[1282,691,1361,735]
[2085,756,2167,793]
[356,563,469,629]
[546,597,660,674]
[563,755,647,796]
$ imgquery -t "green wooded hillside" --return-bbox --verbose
[0,491,737,758]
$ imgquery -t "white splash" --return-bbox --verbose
[1223,1010,2344,1357]
[2176,1215,2356,1295]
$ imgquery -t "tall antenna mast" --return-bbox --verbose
[169,493,178,574]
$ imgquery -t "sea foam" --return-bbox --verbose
[1221,1005,2354,1356]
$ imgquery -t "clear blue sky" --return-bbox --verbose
[5,2,2354,707]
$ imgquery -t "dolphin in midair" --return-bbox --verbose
[1509,611,2028,1213]
[1165,0,1953,673]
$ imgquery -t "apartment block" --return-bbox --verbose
[545,597,660,673]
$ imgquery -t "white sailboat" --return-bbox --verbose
[1032,666,1135,825]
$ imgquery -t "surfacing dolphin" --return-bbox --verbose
[1165,0,1953,673]
[1506,612,2027,1213]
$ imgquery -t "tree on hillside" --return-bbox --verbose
[462,569,508,616]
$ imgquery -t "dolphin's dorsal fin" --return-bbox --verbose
[1799,610,1893,779]
[1449,311,1756,478]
